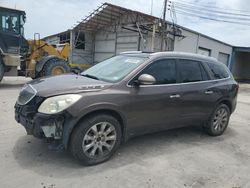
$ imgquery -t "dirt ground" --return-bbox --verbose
[0,77,250,188]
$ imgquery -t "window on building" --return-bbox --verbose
[198,47,211,56]
[218,52,230,66]
[59,32,70,44]
[140,59,177,85]
[178,60,204,83]
[206,62,229,79]
[75,31,85,50]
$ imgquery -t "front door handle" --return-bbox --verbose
[170,94,181,98]
[205,90,213,95]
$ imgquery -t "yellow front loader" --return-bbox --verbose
[25,36,71,79]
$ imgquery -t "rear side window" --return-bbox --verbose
[140,59,176,85]
[206,62,229,79]
[178,60,204,83]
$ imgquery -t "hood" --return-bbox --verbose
[27,74,112,97]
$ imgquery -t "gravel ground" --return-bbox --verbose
[0,77,250,188]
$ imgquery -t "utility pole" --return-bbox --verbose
[161,0,168,51]
[151,20,156,51]
[150,0,153,15]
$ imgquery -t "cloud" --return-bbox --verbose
[2,0,250,46]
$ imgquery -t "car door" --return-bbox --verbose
[177,59,216,126]
[126,58,182,135]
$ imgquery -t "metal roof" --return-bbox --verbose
[72,3,232,47]
[74,3,157,32]
[0,6,25,14]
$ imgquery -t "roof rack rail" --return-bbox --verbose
[120,51,143,54]
[120,51,154,54]
[141,51,154,53]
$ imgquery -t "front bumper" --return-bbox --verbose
[15,103,66,140]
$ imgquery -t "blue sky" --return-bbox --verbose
[2,0,250,46]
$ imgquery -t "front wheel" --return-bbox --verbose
[203,104,230,136]
[70,114,122,165]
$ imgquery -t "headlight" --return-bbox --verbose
[38,94,82,114]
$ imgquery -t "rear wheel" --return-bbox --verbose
[0,57,4,82]
[70,114,122,166]
[42,59,70,77]
[203,104,230,136]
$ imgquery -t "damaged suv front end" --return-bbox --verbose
[14,74,112,149]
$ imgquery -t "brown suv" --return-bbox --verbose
[15,52,238,165]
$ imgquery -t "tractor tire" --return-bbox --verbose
[0,57,4,82]
[42,59,70,77]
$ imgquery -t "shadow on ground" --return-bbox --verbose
[12,125,237,179]
[0,83,24,89]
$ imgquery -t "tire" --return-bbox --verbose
[203,104,230,136]
[70,114,122,166]
[0,57,4,82]
[42,59,70,77]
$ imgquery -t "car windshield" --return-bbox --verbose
[81,55,147,83]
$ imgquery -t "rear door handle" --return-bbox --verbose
[170,94,181,98]
[205,90,213,95]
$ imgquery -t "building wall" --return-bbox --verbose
[45,36,60,44]
[43,20,234,68]
[44,31,94,65]
[174,29,198,53]
[72,31,94,65]
[94,27,139,63]
[199,35,232,60]
[116,30,139,54]
[174,28,233,65]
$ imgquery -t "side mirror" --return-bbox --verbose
[137,74,156,85]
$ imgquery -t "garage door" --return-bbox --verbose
[218,52,230,66]
[198,47,211,56]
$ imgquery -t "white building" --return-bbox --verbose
[43,3,249,80]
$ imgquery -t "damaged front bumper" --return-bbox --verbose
[15,103,67,144]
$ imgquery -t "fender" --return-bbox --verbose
[35,55,60,73]
[216,97,232,111]
[62,103,127,148]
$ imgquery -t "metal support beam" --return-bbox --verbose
[161,0,168,51]
[69,29,73,63]
[151,21,156,51]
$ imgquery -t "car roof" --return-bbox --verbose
[120,51,218,63]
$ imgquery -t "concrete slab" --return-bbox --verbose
[0,77,250,188]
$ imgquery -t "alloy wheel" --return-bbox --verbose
[212,107,229,133]
[82,122,117,158]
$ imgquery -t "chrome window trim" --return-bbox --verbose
[127,76,231,88]
[126,56,232,88]
[17,84,37,105]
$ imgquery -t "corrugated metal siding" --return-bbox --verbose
[94,32,116,62]
[116,29,139,54]
[94,27,139,63]
[72,32,93,65]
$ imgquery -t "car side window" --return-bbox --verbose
[206,62,229,79]
[178,59,204,83]
[139,59,177,85]
[200,63,210,81]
